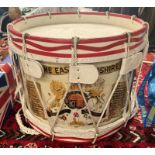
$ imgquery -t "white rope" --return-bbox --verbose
[71,36,79,66]
[16,108,39,135]
[105,11,110,19]
[77,8,81,18]
[7,31,24,104]
[123,72,134,126]
[20,33,34,114]
[31,67,71,141]
[131,15,136,24]
[96,32,130,127]
[50,84,71,141]
[47,12,52,19]
[19,64,30,112]
[125,71,134,115]
[27,37,79,141]
[18,33,52,137]
[96,75,122,128]
[78,83,99,144]
[23,16,28,24]
[131,26,149,108]
[11,54,24,104]
[71,36,99,143]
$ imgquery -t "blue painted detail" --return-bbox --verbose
[137,61,155,127]
[0,72,7,88]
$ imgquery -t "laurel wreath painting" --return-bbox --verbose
[47,80,66,116]
[45,78,107,127]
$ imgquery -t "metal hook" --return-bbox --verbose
[124,32,131,57]
[92,133,98,144]
[143,22,149,35]
[47,12,52,19]
[71,36,80,66]
[77,9,81,18]
[23,16,28,24]
[105,11,110,19]
[131,15,136,23]
[126,32,131,44]
[7,23,13,41]
[22,33,29,59]
[51,131,55,141]
[56,57,59,63]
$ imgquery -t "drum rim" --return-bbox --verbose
[27,115,125,143]
[8,12,147,44]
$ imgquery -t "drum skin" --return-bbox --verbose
[7,12,148,143]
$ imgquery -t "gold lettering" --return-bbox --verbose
[55,67,59,74]
[98,61,121,74]
[43,61,121,75]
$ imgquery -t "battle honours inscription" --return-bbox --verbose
[109,81,127,119]
[26,80,45,119]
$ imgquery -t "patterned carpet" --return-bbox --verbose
[0,54,155,148]
[0,103,155,148]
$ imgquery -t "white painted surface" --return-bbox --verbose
[23,23,131,38]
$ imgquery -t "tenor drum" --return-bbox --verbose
[7,12,149,143]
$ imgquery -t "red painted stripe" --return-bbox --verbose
[8,24,71,44]
[79,36,144,44]
[12,39,143,59]
[12,41,125,58]
[8,12,146,45]
[78,39,143,52]
[11,37,72,51]
[12,11,144,25]
[11,35,143,45]
[11,36,143,52]
[56,125,123,143]
[78,41,125,52]
[131,26,147,37]
[9,24,146,44]
[8,24,126,44]
[28,120,51,137]
[28,118,124,143]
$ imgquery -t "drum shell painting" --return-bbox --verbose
[24,59,127,126]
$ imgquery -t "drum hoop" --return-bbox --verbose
[8,12,147,44]
[27,117,125,143]
[11,40,143,58]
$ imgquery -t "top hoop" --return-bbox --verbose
[7,12,148,63]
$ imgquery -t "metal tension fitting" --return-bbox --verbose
[92,133,99,144]
[71,37,100,143]
[105,11,110,19]
[77,8,81,18]
[23,16,28,24]
[47,12,52,19]
[71,36,80,66]
[125,32,131,57]
[22,33,29,59]
[131,15,136,23]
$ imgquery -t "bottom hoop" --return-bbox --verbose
[15,106,132,143]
